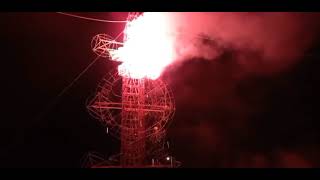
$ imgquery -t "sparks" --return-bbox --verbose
[111,13,176,80]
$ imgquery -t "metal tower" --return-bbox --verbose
[84,12,180,168]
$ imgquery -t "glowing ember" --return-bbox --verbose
[111,13,176,80]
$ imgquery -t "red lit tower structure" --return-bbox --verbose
[84,12,180,168]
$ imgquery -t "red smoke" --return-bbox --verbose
[169,12,320,74]
[162,12,320,167]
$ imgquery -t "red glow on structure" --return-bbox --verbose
[111,13,176,80]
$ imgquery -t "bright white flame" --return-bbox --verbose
[111,13,176,80]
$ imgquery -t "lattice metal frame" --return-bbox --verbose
[86,12,180,168]
[91,34,123,58]
[87,69,176,167]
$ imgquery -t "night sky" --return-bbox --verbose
[1,12,320,168]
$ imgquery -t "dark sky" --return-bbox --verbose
[1,12,320,168]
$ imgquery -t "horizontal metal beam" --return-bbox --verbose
[90,102,171,112]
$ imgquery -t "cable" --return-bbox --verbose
[34,55,102,122]
[114,31,124,41]
[3,12,125,155]
[56,12,128,23]
[2,54,103,156]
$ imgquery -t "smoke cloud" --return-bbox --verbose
[161,12,320,167]
[164,12,320,74]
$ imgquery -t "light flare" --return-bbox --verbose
[111,13,176,79]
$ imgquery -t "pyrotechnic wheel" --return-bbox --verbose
[87,70,175,142]
[91,34,122,58]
